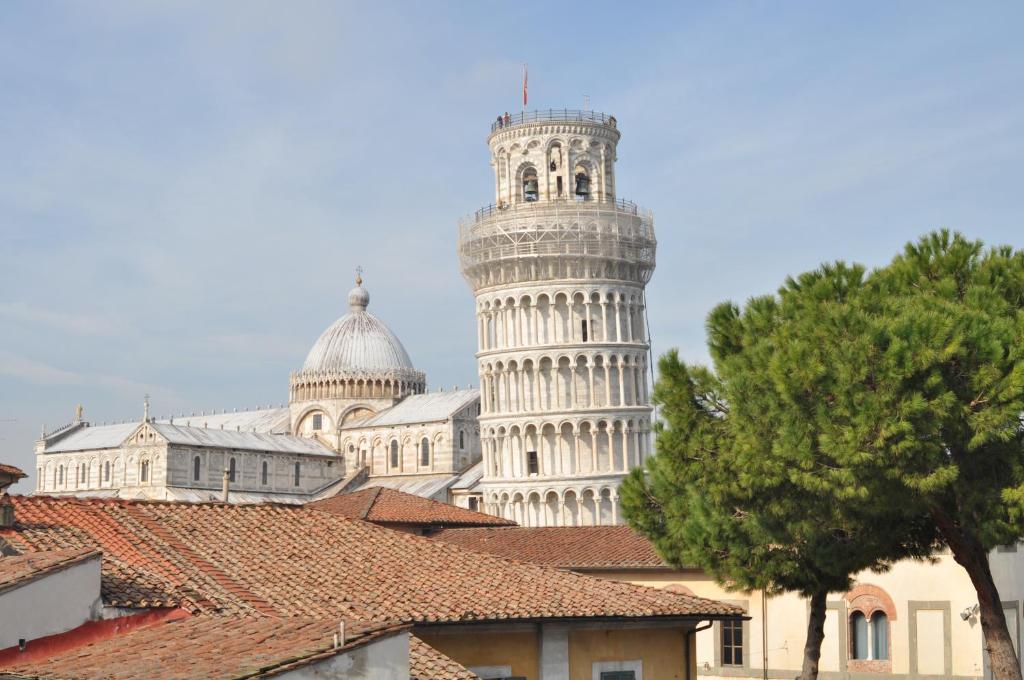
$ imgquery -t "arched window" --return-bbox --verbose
[871,612,889,660]
[850,612,869,660]
[261,461,269,486]
[293,462,300,487]
[104,461,111,482]
[193,456,201,482]
[228,457,236,483]
[312,413,323,431]
[459,430,465,449]
[58,465,64,486]
[390,441,399,469]
[420,437,430,467]
[140,461,149,483]
[80,463,86,486]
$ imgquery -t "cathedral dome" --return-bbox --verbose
[301,277,416,374]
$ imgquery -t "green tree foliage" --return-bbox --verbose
[622,261,942,679]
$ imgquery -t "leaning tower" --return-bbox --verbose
[458,110,657,527]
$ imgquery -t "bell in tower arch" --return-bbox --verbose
[575,171,590,198]
[522,168,539,202]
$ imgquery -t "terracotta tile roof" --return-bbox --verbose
[308,487,516,527]
[432,526,671,570]
[1,495,740,623]
[0,548,100,595]
[410,635,480,679]
[0,463,27,479]
[1,615,406,679]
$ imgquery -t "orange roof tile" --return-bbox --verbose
[2,615,406,679]
[1,496,740,624]
[308,487,515,527]
[432,526,672,570]
[0,548,99,595]
[410,635,480,679]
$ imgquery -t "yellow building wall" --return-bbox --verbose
[415,630,539,679]
[585,560,995,680]
[568,627,688,680]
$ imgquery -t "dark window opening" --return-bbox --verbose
[104,461,111,482]
[420,437,430,467]
[293,462,300,487]
[872,612,889,660]
[527,450,539,475]
[459,430,465,449]
[581,320,588,342]
[193,456,201,481]
[140,461,149,483]
[228,458,236,483]
[261,461,269,486]
[390,441,399,469]
[600,672,636,680]
[556,176,564,196]
[851,612,868,659]
[722,619,743,666]
[312,413,323,431]
[468,497,479,511]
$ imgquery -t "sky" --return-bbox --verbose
[2,2,1023,491]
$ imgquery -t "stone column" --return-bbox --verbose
[585,361,595,409]
[572,433,581,475]
[614,297,622,342]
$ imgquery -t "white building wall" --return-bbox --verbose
[0,555,102,651]
[276,632,409,680]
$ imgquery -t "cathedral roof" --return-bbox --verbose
[300,277,418,376]
[41,420,333,457]
[341,389,479,429]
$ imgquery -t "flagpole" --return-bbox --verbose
[522,63,528,115]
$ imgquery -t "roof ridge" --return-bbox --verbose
[127,506,279,616]
[359,487,384,520]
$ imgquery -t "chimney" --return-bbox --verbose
[221,468,230,503]
[0,493,14,529]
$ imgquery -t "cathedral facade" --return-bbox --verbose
[33,108,656,527]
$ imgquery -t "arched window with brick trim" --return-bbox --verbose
[845,584,895,666]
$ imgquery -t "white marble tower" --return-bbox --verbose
[458,110,657,527]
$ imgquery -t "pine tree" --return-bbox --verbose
[826,231,1024,678]
[622,262,939,679]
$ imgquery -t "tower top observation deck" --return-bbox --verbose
[489,109,618,135]
[460,111,655,292]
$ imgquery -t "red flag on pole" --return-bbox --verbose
[522,64,528,108]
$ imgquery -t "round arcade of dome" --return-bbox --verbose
[301,278,417,374]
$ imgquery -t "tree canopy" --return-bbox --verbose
[624,231,1024,678]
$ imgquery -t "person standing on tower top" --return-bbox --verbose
[503,111,510,126]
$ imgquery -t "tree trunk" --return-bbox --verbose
[798,589,828,680]
[934,509,1022,680]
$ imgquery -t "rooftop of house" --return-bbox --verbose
[0,548,99,595]
[431,525,675,571]
[410,635,480,680]
[0,495,738,623]
[0,464,27,479]
[307,487,515,528]
[0,615,408,680]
